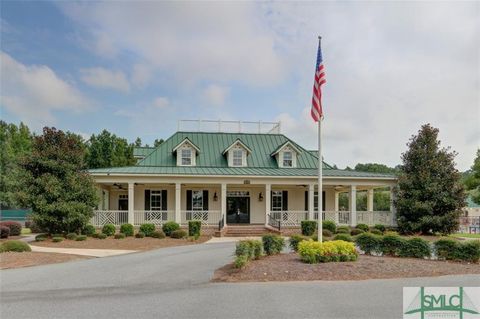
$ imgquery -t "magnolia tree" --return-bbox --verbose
[395,124,465,235]
[17,127,98,234]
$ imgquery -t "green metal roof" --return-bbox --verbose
[133,147,155,158]
[467,195,480,208]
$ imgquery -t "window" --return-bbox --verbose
[192,190,203,210]
[150,190,163,210]
[181,148,192,165]
[272,191,283,211]
[283,151,293,167]
[232,149,243,166]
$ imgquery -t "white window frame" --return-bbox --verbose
[181,148,192,166]
[192,190,203,211]
[150,190,163,211]
[232,149,243,167]
[272,191,283,211]
[283,151,293,167]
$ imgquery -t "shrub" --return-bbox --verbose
[381,234,406,256]
[91,233,99,238]
[333,233,353,242]
[120,224,134,237]
[288,235,307,252]
[236,240,263,260]
[114,233,125,239]
[0,240,31,253]
[82,225,96,236]
[399,237,431,258]
[26,220,42,233]
[76,235,87,241]
[102,224,115,236]
[52,237,63,242]
[322,229,333,237]
[262,234,285,255]
[373,224,386,233]
[51,233,64,238]
[151,230,166,239]
[66,233,77,240]
[301,221,317,236]
[140,223,156,237]
[336,226,350,234]
[350,228,365,236]
[298,240,358,263]
[355,233,382,255]
[188,220,202,238]
[0,226,10,239]
[170,229,187,239]
[162,221,180,236]
[97,233,107,239]
[322,220,336,234]
[35,234,48,241]
[135,232,145,238]
[0,221,22,236]
[370,229,383,236]
[453,240,480,263]
[356,223,369,232]
[433,238,458,260]
[234,255,249,269]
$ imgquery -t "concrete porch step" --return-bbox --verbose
[219,225,280,237]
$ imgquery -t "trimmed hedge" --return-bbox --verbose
[301,221,317,236]
[162,221,180,236]
[355,224,369,232]
[139,223,156,237]
[398,237,431,258]
[135,232,145,238]
[66,233,77,240]
[97,233,107,239]
[0,221,22,236]
[322,220,336,234]
[289,234,308,252]
[0,240,31,253]
[373,224,386,233]
[52,236,64,242]
[333,233,353,242]
[82,225,96,236]
[1,226,10,239]
[370,229,383,236]
[454,240,480,263]
[35,234,48,241]
[322,229,333,237]
[102,224,116,236]
[188,220,202,238]
[336,226,350,234]
[434,238,458,260]
[151,230,166,239]
[262,234,285,255]
[298,240,358,263]
[120,224,134,237]
[350,228,365,236]
[75,235,87,241]
[381,234,406,256]
[234,239,263,268]
[355,233,382,255]
[170,229,187,239]
[114,233,125,239]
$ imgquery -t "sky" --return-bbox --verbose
[1,1,479,170]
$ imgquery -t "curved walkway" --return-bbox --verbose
[1,242,479,319]
[29,245,137,257]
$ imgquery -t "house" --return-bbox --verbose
[459,195,480,233]
[88,124,397,235]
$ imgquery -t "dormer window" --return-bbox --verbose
[223,139,252,168]
[232,149,243,166]
[181,149,192,165]
[271,141,302,168]
[283,151,293,167]
[172,137,200,167]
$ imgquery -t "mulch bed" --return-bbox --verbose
[30,235,211,251]
[0,252,90,269]
[212,253,480,282]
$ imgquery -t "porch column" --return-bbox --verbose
[390,185,397,226]
[367,189,374,212]
[175,183,181,223]
[308,184,314,220]
[349,185,357,226]
[221,183,227,226]
[334,192,340,224]
[128,182,134,224]
[265,183,271,226]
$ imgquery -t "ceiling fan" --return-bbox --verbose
[113,183,125,190]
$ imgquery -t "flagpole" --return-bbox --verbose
[317,36,323,243]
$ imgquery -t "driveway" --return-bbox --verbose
[1,242,479,319]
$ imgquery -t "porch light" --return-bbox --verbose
[213,192,218,201]
[258,192,264,202]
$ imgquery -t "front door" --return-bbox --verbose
[227,196,250,224]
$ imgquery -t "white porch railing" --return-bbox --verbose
[180,210,222,226]
[134,210,174,226]
[270,211,308,227]
[269,211,393,227]
[91,210,128,226]
[357,211,393,226]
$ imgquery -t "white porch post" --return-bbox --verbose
[334,191,340,224]
[175,183,181,223]
[349,185,357,226]
[367,189,374,212]
[390,185,397,226]
[221,183,227,226]
[308,184,314,220]
[128,182,134,224]
[265,183,271,226]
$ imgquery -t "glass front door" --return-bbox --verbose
[227,196,250,224]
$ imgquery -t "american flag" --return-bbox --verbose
[311,39,326,122]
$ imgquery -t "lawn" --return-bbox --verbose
[450,233,480,239]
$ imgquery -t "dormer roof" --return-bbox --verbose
[270,141,302,157]
[172,137,200,154]
[222,138,253,155]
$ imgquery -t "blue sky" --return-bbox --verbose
[1,1,478,170]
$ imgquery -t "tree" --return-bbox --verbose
[154,138,164,147]
[463,150,480,204]
[16,127,98,233]
[0,121,33,208]
[354,163,399,174]
[134,137,142,147]
[394,124,465,235]
[85,130,135,169]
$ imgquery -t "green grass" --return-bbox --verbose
[449,233,480,239]
[21,228,32,235]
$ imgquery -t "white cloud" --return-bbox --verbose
[0,51,90,128]
[202,84,230,107]
[131,64,151,88]
[153,97,169,109]
[80,67,130,92]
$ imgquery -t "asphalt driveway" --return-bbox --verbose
[1,241,479,319]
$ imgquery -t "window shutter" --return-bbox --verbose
[186,190,192,210]
[322,191,326,211]
[144,190,150,210]
[282,191,288,211]
[161,190,167,211]
[270,191,273,211]
[304,191,308,211]
[203,190,209,210]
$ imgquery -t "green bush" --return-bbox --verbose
[102,224,116,236]
[234,255,249,269]
[82,225,96,236]
[135,232,145,238]
[322,220,336,234]
[51,233,64,238]
[236,240,263,260]
[433,238,458,260]
[188,220,202,238]
[52,236,63,242]
[91,233,99,238]
[162,221,180,236]
[334,233,353,242]
[399,237,431,258]
[1,226,10,239]
[262,234,285,255]
[138,223,155,237]
[301,221,317,236]
[373,224,386,233]
[151,230,166,239]
[381,234,406,256]
[35,234,48,241]
[0,240,31,253]
[114,233,125,239]
[298,240,358,263]
[453,240,480,263]
[356,223,369,232]
[370,229,383,236]
[75,235,87,241]
[120,224,134,237]
[170,229,187,239]
[336,226,350,234]
[350,228,365,236]
[322,229,333,237]
[97,233,107,239]
[0,221,22,236]
[355,233,382,255]
[289,235,308,252]
[66,233,77,240]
